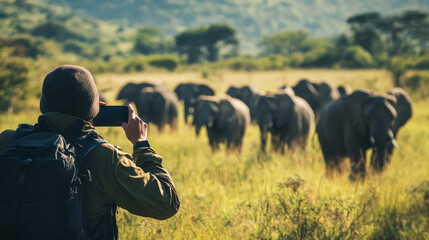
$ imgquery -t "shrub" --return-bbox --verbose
[0,35,46,58]
[123,58,146,72]
[31,20,85,42]
[146,55,179,71]
[224,57,260,71]
[340,45,375,68]
[63,40,86,55]
[257,55,290,70]
[403,74,429,99]
[413,54,429,69]
[0,53,30,113]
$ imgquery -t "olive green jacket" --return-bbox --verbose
[0,112,180,232]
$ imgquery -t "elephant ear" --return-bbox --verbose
[274,92,294,126]
[318,82,340,102]
[345,89,372,136]
[226,86,240,98]
[363,95,397,123]
[387,88,413,133]
[117,82,137,101]
[152,90,167,116]
[217,97,235,129]
[293,79,319,109]
[174,84,185,100]
[241,86,256,99]
[198,84,215,96]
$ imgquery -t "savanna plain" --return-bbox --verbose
[1,69,428,239]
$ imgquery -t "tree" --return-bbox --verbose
[347,12,383,57]
[347,10,429,86]
[259,30,312,57]
[134,26,163,55]
[175,24,238,64]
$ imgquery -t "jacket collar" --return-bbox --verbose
[38,112,95,135]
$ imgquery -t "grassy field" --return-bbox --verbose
[1,69,428,239]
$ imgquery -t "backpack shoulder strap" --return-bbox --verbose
[72,131,107,170]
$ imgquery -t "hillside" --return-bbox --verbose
[0,0,133,60]
[47,0,429,53]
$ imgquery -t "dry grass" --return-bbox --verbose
[1,69,428,239]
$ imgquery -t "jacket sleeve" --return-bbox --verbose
[107,145,180,220]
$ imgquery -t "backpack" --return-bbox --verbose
[0,123,108,240]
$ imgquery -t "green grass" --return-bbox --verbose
[1,69,428,239]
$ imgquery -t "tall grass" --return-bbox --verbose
[1,69,428,239]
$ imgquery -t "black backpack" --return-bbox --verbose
[0,123,108,240]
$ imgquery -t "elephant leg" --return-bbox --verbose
[349,149,366,181]
[385,143,394,163]
[184,101,190,124]
[209,138,220,152]
[272,133,283,153]
[226,137,234,153]
[208,129,220,152]
[170,118,178,132]
[260,129,268,153]
[324,157,337,178]
[158,124,164,133]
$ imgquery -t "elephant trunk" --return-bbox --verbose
[195,124,202,136]
[370,128,397,172]
[184,100,190,124]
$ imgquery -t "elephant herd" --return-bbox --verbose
[115,79,413,179]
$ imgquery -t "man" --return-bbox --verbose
[0,65,180,239]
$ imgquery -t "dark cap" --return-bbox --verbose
[40,65,99,120]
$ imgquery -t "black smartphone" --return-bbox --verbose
[93,106,129,127]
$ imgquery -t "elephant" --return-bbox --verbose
[133,87,178,131]
[337,85,353,96]
[226,85,263,123]
[117,82,178,131]
[174,83,215,123]
[116,82,168,102]
[383,88,413,162]
[192,95,250,152]
[292,79,340,120]
[255,88,314,153]
[316,89,398,179]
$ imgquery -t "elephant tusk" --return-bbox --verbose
[208,122,214,128]
[370,136,375,145]
[391,138,398,148]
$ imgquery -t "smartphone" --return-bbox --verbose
[93,106,129,127]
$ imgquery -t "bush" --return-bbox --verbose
[123,57,146,72]
[413,54,429,69]
[63,40,86,55]
[0,53,30,113]
[223,57,260,71]
[31,20,85,42]
[146,55,179,71]
[0,35,46,58]
[340,45,375,68]
[257,55,290,70]
[403,74,429,99]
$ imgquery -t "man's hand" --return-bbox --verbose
[121,104,148,145]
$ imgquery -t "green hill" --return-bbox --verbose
[47,0,429,53]
[0,0,132,61]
